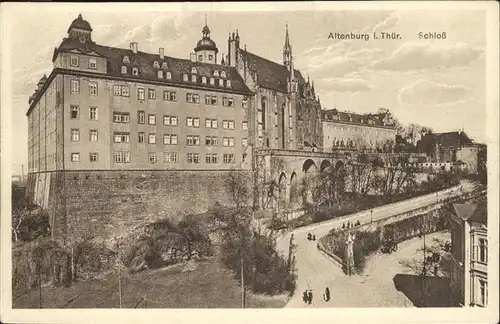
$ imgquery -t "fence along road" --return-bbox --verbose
[275,181,479,307]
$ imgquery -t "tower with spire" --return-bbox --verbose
[284,24,298,94]
[193,14,219,64]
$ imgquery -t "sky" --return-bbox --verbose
[4,6,487,175]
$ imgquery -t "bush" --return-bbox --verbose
[312,210,330,223]
[12,207,50,242]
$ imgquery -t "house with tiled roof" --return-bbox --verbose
[321,108,397,152]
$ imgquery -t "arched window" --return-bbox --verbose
[202,76,207,84]
[132,67,139,76]
[183,74,188,82]
[221,71,226,78]
[161,62,168,69]
[121,65,127,74]
[210,78,215,85]
[261,98,266,130]
[226,80,231,88]
[213,70,219,77]
[122,56,130,63]
[219,79,224,87]
[191,75,197,82]
[153,61,160,69]
[157,70,163,79]
[166,71,172,80]
[191,67,197,74]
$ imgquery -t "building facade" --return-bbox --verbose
[321,109,397,152]
[449,203,488,307]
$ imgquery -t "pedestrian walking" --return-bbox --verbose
[308,290,313,305]
[323,287,330,302]
[342,222,345,229]
[302,291,308,304]
[312,234,316,241]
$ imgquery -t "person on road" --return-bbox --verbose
[312,234,316,241]
[302,291,308,304]
[323,287,330,302]
[308,290,313,305]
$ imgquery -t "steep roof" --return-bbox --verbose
[68,14,92,33]
[321,109,396,128]
[241,50,305,93]
[52,38,252,95]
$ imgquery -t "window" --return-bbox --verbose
[479,280,487,306]
[223,153,235,164]
[242,138,248,146]
[191,75,197,82]
[478,238,488,263]
[162,134,177,145]
[138,132,145,143]
[198,55,203,62]
[88,58,97,69]
[166,71,172,80]
[113,85,122,96]
[202,76,207,84]
[191,67,197,74]
[163,115,175,126]
[204,95,217,105]
[71,129,80,141]
[223,120,229,129]
[113,112,130,123]
[89,130,98,142]
[213,70,219,77]
[70,105,79,119]
[113,132,130,143]
[220,71,226,78]
[205,119,212,128]
[138,88,145,100]
[210,78,215,85]
[186,93,200,103]
[157,70,163,79]
[138,111,145,124]
[206,153,219,164]
[121,86,130,97]
[153,61,160,69]
[71,153,80,162]
[71,80,79,94]
[222,97,234,107]
[148,153,157,164]
[88,82,98,96]
[163,91,177,101]
[70,55,79,67]
[228,121,235,129]
[148,133,156,144]
[114,151,131,163]
[123,56,130,63]
[162,62,168,69]
[208,54,214,61]
[89,152,98,162]
[132,67,139,76]
[121,66,127,74]
[171,135,178,144]
[89,107,98,120]
[219,79,224,87]
[187,153,200,164]
[205,136,218,146]
[193,117,200,127]
[187,117,193,127]
[242,121,248,130]
[164,152,179,163]
[226,80,232,88]
[222,137,229,147]
[186,135,200,146]
[148,89,156,100]
[183,74,188,82]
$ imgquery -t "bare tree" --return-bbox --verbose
[371,154,416,201]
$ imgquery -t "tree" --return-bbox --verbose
[371,154,416,202]
[349,153,375,198]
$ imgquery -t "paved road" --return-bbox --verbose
[276,182,477,307]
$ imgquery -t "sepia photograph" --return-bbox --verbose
[1,2,498,324]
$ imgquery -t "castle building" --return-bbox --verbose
[321,108,397,152]
[25,14,323,241]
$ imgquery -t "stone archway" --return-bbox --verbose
[320,159,332,172]
[278,172,287,212]
[302,159,318,205]
[289,171,298,210]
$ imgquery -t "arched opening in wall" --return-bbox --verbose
[335,160,346,197]
[289,172,298,210]
[261,98,266,130]
[278,172,287,213]
[320,160,332,172]
[302,159,318,205]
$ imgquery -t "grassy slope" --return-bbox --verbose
[13,258,289,309]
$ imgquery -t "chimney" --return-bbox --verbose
[190,53,197,62]
[159,48,164,59]
[130,42,138,54]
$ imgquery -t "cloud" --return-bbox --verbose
[399,80,471,106]
[320,77,373,93]
[372,42,483,72]
[369,12,400,34]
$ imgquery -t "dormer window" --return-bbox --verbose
[191,75,197,82]
[183,74,188,82]
[191,67,197,74]
[121,65,127,74]
[88,58,97,70]
[198,55,203,62]
[132,67,139,76]
[166,71,172,80]
[202,76,207,84]
[123,56,130,64]
[161,62,168,69]
[226,80,232,88]
[213,70,219,77]
[208,54,214,61]
[158,70,163,79]
[210,78,215,85]
[221,71,226,78]
[153,61,160,69]
[219,79,224,87]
